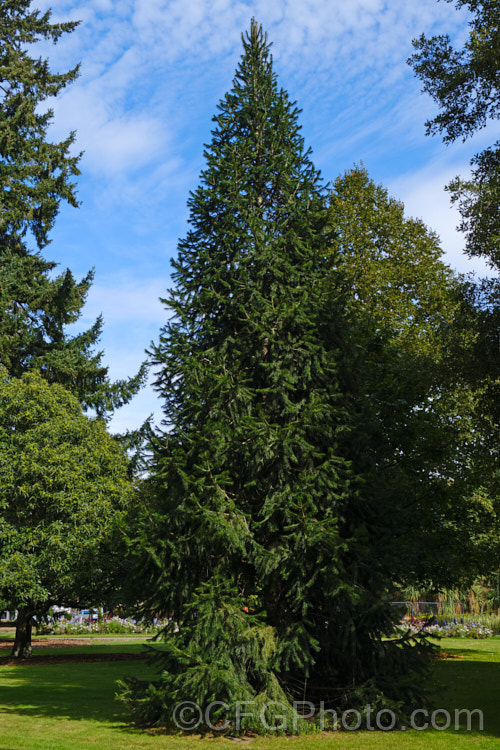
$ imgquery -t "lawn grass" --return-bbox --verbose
[0,638,499,749]
[0,630,152,642]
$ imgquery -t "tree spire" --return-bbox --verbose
[122,20,433,734]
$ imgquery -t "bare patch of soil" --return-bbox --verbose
[0,638,94,650]
[0,652,145,666]
[0,636,147,665]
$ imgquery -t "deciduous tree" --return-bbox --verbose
[409,0,499,564]
[408,0,499,270]
[328,166,498,589]
[0,369,133,658]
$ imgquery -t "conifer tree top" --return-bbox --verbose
[0,2,147,419]
[127,20,436,733]
[0,0,81,250]
[164,18,324,330]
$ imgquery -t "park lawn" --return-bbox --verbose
[0,638,498,750]
[29,641,156,656]
[0,630,154,642]
[0,639,160,659]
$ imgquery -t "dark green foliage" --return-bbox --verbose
[448,277,500,557]
[0,1,146,414]
[328,167,499,589]
[0,242,147,414]
[409,1,499,575]
[0,244,147,414]
[409,0,499,143]
[408,0,499,269]
[409,0,500,143]
[123,22,434,734]
[0,0,80,249]
[447,144,500,270]
[0,368,133,657]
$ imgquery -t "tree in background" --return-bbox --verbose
[0,1,145,657]
[121,22,433,734]
[408,0,499,270]
[0,0,146,415]
[0,369,133,658]
[409,0,499,571]
[328,166,498,590]
[0,0,80,249]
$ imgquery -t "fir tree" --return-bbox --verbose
[122,21,433,733]
[0,0,80,249]
[0,1,146,415]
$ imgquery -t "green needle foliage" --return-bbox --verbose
[122,22,434,734]
[0,0,80,249]
[0,368,133,658]
[0,1,146,415]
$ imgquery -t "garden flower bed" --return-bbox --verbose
[37,615,169,636]
[400,616,494,638]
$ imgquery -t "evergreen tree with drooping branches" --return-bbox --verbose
[0,0,146,415]
[122,21,433,733]
[0,0,80,248]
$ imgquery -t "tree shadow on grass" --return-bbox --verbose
[0,660,154,725]
[431,657,500,737]
[0,654,499,738]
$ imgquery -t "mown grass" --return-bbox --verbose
[0,630,151,642]
[0,638,499,750]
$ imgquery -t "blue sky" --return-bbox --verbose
[35,0,497,433]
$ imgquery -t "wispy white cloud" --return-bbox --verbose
[389,162,493,276]
[34,0,490,435]
[77,275,168,327]
[41,0,472,193]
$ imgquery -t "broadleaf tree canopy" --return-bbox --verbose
[328,166,499,589]
[408,0,500,269]
[0,368,133,657]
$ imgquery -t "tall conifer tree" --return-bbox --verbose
[123,21,432,733]
[0,1,145,415]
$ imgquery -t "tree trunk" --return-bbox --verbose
[11,607,34,659]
